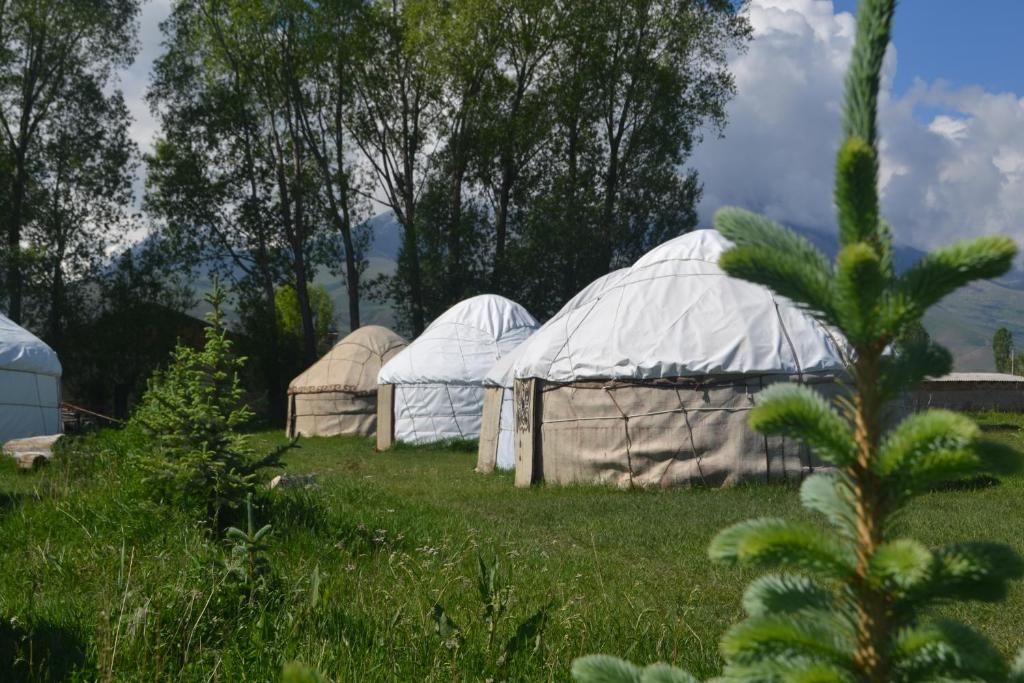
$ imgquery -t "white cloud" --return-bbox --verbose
[691,0,1024,252]
[110,0,172,214]
[121,0,172,156]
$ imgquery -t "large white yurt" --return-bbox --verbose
[287,325,408,438]
[511,229,850,488]
[377,294,539,448]
[476,269,629,473]
[0,313,62,443]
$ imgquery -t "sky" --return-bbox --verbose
[120,0,1024,253]
[689,0,1024,252]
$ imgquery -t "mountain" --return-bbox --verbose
[181,213,1021,370]
[791,225,1024,371]
[316,219,1024,368]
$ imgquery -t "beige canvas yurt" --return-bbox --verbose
[287,325,407,438]
[511,230,850,488]
[476,269,628,473]
[377,294,539,448]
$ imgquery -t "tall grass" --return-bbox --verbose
[0,419,1021,681]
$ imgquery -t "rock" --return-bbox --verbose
[269,473,318,490]
[3,434,63,470]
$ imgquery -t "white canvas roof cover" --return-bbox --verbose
[484,269,630,389]
[379,294,539,386]
[478,269,628,471]
[514,229,848,382]
[378,294,538,445]
[0,313,62,443]
[0,314,61,377]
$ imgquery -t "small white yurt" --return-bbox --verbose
[512,230,850,488]
[377,294,539,448]
[287,325,408,438]
[0,313,62,443]
[476,269,629,473]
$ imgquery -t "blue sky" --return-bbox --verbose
[689,0,1024,251]
[833,0,1024,96]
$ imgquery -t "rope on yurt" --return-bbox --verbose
[398,385,420,443]
[443,383,466,439]
[773,298,808,483]
[673,386,708,486]
[34,373,46,432]
[603,386,634,488]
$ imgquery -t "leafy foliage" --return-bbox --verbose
[275,284,337,359]
[573,1,1024,681]
[224,494,276,601]
[0,0,140,324]
[131,282,293,525]
[993,327,1015,374]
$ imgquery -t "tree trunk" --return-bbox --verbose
[446,154,467,300]
[492,161,514,291]
[291,151,317,365]
[339,192,361,331]
[601,139,620,270]
[400,198,424,334]
[48,257,65,354]
[5,155,27,323]
[260,269,285,421]
[332,94,361,331]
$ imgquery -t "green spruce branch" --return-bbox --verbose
[573,1,1024,681]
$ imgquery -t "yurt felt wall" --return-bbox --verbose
[476,269,629,474]
[0,314,62,443]
[513,375,843,488]
[512,230,851,488]
[287,325,407,438]
[378,294,539,446]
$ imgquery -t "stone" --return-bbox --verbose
[269,473,318,490]
[3,434,63,470]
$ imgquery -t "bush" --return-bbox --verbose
[131,282,292,526]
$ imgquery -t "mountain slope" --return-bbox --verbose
[793,224,1024,371]
[188,214,1021,370]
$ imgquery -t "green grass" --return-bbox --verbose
[0,416,1022,681]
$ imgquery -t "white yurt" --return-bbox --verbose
[287,325,408,438]
[512,229,850,488]
[377,294,539,448]
[476,269,629,473]
[0,313,62,443]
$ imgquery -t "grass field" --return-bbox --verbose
[1,414,1023,681]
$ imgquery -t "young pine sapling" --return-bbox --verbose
[574,0,1024,681]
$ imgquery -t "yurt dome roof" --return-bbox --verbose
[379,294,538,386]
[484,269,630,389]
[0,313,61,377]
[513,229,848,382]
[289,325,407,395]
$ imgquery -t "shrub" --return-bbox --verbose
[573,1,1024,681]
[131,282,292,526]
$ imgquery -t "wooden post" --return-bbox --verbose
[286,394,295,438]
[376,384,395,451]
[514,378,542,487]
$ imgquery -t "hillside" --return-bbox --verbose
[795,224,1024,371]
[190,215,1021,370]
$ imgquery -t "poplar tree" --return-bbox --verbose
[0,0,138,323]
[993,327,1014,374]
[573,1,1024,681]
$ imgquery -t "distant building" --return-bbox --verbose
[912,372,1024,412]
[63,303,212,419]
